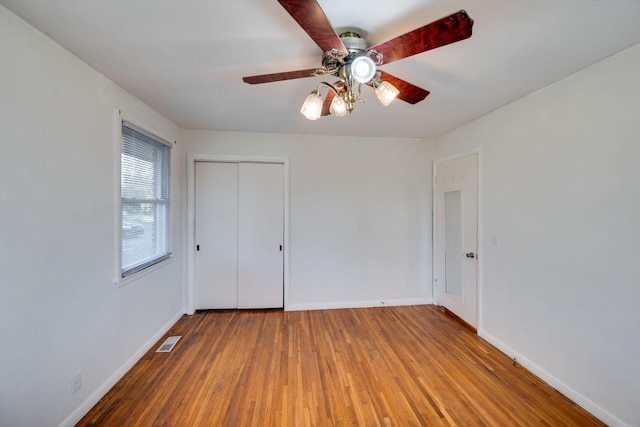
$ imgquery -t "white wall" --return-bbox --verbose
[433,43,640,426]
[8,1,638,424]
[0,7,185,426]
[183,131,433,310]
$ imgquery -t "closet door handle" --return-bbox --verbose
[279,245,283,251]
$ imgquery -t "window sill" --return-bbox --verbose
[114,254,175,288]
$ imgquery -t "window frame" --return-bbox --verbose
[115,112,174,286]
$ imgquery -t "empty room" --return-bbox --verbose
[1,0,639,426]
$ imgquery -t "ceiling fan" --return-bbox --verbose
[243,0,474,120]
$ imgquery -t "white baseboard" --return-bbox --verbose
[478,329,628,427]
[286,298,433,312]
[59,310,184,427]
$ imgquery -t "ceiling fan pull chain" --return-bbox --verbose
[358,84,367,104]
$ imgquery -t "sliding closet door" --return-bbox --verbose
[194,162,238,309]
[237,163,284,309]
[194,161,284,310]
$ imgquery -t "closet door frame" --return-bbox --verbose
[186,154,289,314]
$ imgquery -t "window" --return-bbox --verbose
[120,121,171,278]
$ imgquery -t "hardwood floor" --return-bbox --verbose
[78,305,604,426]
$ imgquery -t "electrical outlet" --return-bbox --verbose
[71,372,82,395]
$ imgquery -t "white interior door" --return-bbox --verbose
[194,162,238,309]
[434,153,478,328]
[237,163,284,309]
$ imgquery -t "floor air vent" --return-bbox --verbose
[156,336,181,353]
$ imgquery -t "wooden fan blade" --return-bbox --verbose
[242,68,318,84]
[321,81,345,116]
[369,72,430,104]
[367,10,473,65]
[321,91,336,117]
[278,0,347,53]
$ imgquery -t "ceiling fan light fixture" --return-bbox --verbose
[300,91,323,120]
[350,56,376,84]
[329,94,347,116]
[375,80,400,106]
[243,3,473,120]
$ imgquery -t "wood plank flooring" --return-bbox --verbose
[78,305,604,426]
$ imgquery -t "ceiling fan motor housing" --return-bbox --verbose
[340,31,368,53]
[322,31,378,85]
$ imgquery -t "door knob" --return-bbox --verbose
[465,252,476,259]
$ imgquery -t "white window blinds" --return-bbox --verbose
[121,121,171,278]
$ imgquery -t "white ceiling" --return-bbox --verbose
[3,0,640,138]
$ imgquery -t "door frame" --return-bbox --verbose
[432,148,483,331]
[186,154,289,314]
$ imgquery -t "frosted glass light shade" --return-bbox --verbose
[350,56,376,84]
[300,92,323,120]
[329,95,347,117]
[375,81,400,106]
